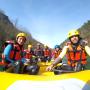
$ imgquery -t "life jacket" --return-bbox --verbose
[24,49,33,59]
[43,49,51,57]
[53,50,61,59]
[9,43,23,61]
[66,41,87,67]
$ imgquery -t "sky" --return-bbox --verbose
[0,0,90,48]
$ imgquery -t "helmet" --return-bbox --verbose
[28,44,32,48]
[68,30,79,38]
[54,45,60,49]
[16,33,26,40]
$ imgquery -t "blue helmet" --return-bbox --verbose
[54,45,60,49]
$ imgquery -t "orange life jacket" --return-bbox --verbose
[54,50,61,59]
[66,42,87,67]
[24,49,33,59]
[9,43,23,61]
[44,49,51,57]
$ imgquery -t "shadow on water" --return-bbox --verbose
[82,80,90,90]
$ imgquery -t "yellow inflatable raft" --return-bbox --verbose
[0,62,90,90]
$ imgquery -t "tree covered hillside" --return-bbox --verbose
[60,20,90,47]
[0,11,41,53]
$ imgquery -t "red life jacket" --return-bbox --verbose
[44,49,51,57]
[66,41,87,67]
[9,43,23,61]
[24,49,33,59]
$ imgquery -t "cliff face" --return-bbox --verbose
[0,11,41,52]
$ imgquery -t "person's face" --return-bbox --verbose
[17,37,26,45]
[28,47,31,51]
[37,45,40,49]
[70,35,79,44]
[55,48,59,51]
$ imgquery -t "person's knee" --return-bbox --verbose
[74,63,83,72]
[61,65,73,71]
[13,61,24,74]
[26,65,40,75]
[53,66,62,75]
